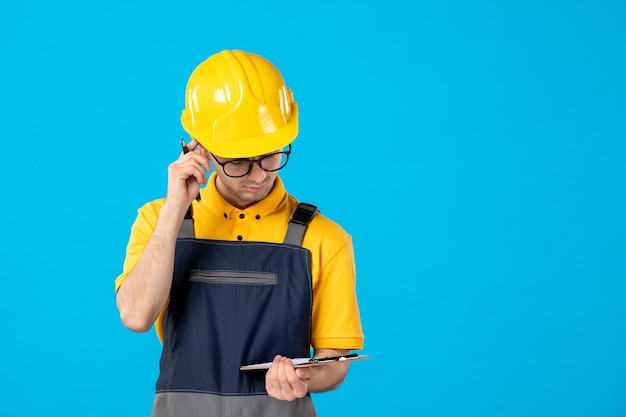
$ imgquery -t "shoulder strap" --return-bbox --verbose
[177,205,195,239]
[283,202,319,246]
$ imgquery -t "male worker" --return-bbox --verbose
[115,49,364,416]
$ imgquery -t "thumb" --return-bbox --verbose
[295,367,311,380]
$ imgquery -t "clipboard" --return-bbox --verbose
[240,353,371,371]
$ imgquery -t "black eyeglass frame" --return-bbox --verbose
[210,144,292,178]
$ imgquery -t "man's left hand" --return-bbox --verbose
[265,349,351,401]
[265,355,310,401]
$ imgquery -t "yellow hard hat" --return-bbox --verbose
[181,50,298,158]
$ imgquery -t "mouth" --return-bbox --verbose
[242,183,264,193]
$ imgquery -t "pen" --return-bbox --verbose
[181,137,202,202]
[308,353,358,364]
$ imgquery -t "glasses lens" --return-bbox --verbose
[259,151,289,172]
[223,160,251,177]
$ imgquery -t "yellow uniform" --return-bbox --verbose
[116,173,364,350]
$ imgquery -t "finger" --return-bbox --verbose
[180,151,212,173]
[186,138,202,151]
[266,356,283,398]
[169,161,207,190]
[197,145,213,172]
[284,363,308,398]
[184,164,208,185]
[295,367,311,381]
[268,357,294,399]
[274,359,297,401]
[277,357,307,400]
[196,142,208,154]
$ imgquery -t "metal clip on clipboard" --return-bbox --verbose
[240,354,372,371]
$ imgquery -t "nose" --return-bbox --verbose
[246,160,267,182]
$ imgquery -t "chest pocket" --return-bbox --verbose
[189,269,277,285]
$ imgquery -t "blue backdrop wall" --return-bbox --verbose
[1,1,625,416]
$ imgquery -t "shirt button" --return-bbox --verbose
[255,215,261,220]
[237,235,243,241]
[223,213,228,218]
[239,213,245,219]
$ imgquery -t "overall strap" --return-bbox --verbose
[178,205,195,239]
[283,203,318,246]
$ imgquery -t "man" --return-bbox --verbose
[115,49,364,417]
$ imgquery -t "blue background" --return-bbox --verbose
[1,1,625,416]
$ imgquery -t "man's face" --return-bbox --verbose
[209,150,282,209]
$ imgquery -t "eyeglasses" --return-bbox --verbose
[211,145,292,178]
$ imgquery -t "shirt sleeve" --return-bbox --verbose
[308,222,364,350]
[114,200,164,292]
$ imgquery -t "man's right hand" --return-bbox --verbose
[116,138,211,332]
[165,139,211,210]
